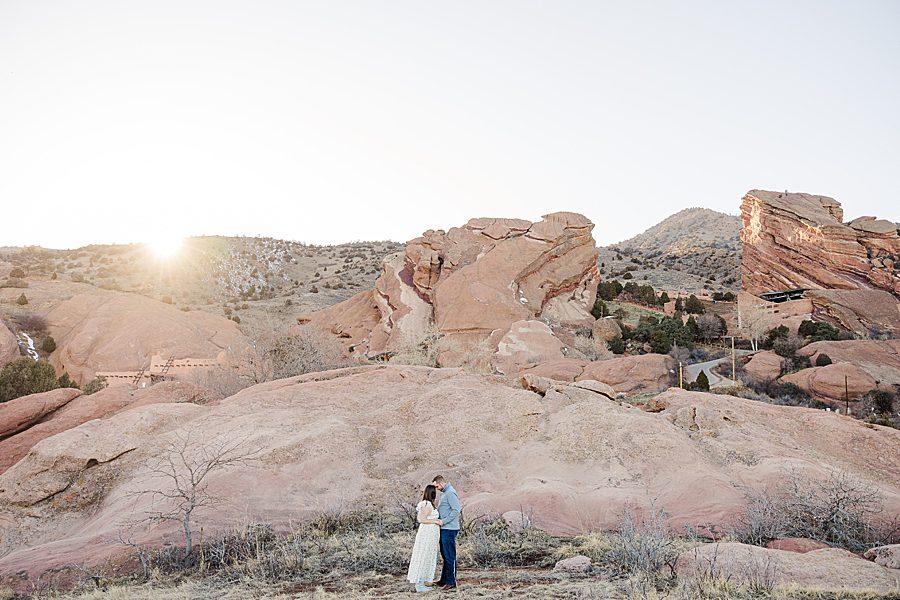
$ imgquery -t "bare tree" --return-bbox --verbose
[736,299,772,351]
[696,313,724,342]
[134,426,262,559]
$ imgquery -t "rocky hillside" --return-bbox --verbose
[0,237,403,337]
[598,208,741,293]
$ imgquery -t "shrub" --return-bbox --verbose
[161,295,173,304]
[684,295,705,314]
[57,372,79,389]
[692,371,710,391]
[8,267,25,278]
[590,298,608,319]
[732,469,890,552]
[82,376,108,395]
[41,335,57,353]
[12,313,48,333]
[609,336,625,354]
[231,315,241,324]
[573,335,613,361]
[15,293,28,306]
[0,358,60,402]
[609,505,678,577]
[862,390,895,415]
[815,353,833,367]
[1,278,28,288]
[772,333,804,358]
[622,272,633,280]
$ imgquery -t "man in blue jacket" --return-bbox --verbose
[432,474,461,590]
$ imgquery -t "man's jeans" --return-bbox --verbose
[439,529,459,585]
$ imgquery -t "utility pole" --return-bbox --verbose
[679,362,683,389]
[844,374,850,415]
[722,336,737,382]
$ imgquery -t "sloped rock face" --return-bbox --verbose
[1,370,898,585]
[806,289,900,337]
[299,213,599,358]
[0,323,18,368]
[520,354,674,395]
[0,382,212,475]
[798,339,900,385]
[741,190,900,298]
[46,291,249,385]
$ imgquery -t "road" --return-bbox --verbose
[683,350,754,388]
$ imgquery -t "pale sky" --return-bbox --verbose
[2,1,899,249]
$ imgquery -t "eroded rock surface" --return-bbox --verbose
[741,190,900,298]
[2,368,897,583]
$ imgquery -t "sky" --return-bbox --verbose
[1,1,899,249]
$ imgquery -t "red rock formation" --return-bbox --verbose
[0,324,18,368]
[46,291,248,385]
[299,212,600,358]
[741,190,900,298]
[1,367,898,584]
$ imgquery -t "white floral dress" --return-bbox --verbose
[406,500,440,584]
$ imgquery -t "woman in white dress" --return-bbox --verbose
[406,484,443,593]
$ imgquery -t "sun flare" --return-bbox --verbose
[146,235,184,259]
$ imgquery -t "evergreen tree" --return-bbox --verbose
[0,358,60,402]
[684,294,705,314]
[674,297,684,313]
[694,371,710,391]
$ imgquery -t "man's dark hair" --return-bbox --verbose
[432,474,445,484]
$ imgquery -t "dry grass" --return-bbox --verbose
[22,509,900,600]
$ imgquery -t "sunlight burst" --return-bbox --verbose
[146,234,184,259]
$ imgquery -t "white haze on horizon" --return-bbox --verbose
[1,1,899,250]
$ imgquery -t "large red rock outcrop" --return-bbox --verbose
[298,213,600,360]
[743,351,783,382]
[0,323,18,368]
[4,367,897,585]
[46,291,249,385]
[0,388,81,441]
[741,190,900,298]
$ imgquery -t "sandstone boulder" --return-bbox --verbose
[577,354,674,395]
[0,323,18,368]
[519,354,673,396]
[502,510,532,534]
[46,291,248,385]
[553,555,592,573]
[781,363,878,402]
[741,190,900,298]
[864,544,900,569]
[743,351,783,382]
[491,320,566,375]
[677,543,900,593]
[591,317,622,343]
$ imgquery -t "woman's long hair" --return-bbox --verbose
[422,484,437,508]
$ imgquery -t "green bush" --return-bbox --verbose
[57,372,79,389]
[692,371,710,391]
[684,294,705,314]
[609,336,625,354]
[0,358,60,402]
[590,298,608,319]
[83,376,108,395]
[815,353,832,367]
[41,335,57,353]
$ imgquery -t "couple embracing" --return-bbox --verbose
[406,475,461,592]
